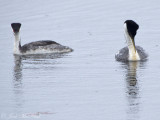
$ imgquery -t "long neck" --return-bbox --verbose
[14,33,21,54]
[124,24,140,61]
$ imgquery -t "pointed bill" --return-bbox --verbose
[131,38,136,53]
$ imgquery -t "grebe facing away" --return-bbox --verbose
[11,23,73,55]
[115,20,148,62]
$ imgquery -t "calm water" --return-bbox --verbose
[0,0,160,120]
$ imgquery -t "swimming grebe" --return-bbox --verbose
[115,20,148,62]
[11,23,73,55]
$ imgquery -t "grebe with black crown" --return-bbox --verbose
[115,20,148,62]
[11,23,73,55]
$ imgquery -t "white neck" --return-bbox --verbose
[14,32,21,54]
[124,24,140,61]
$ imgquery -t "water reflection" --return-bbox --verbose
[123,62,146,120]
[12,53,67,109]
[12,55,24,114]
[13,55,23,87]
[13,53,66,82]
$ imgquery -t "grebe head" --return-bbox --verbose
[11,23,21,34]
[124,20,139,53]
[124,20,139,39]
[11,23,22,54]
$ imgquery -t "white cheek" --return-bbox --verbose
[124,23,127,31]
[124,23,133,46]
[124,23,129,39]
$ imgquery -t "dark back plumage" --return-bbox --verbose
[21,40,60,53]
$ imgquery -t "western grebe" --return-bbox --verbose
[115,20,148,62]
[11,23,73,55]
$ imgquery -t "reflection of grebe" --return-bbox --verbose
[11,23,73,55]
[12,54,67,115]
[13,55,23,83]
[115,20,148,62]
[126,62,139,96]
[125,62,143,120]
[13,53,66,82]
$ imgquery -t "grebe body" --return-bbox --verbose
[11,23,73,55]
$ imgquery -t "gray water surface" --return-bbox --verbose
[0,0,160,120]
